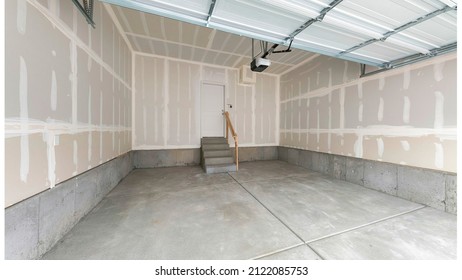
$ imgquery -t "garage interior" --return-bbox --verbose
[4,0,457,260]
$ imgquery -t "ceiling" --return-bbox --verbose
[104,0,457,73]
[110,5,318,74]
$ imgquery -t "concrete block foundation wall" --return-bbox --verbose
[278,146,457,214]
[5,152,134,260]
[133,146,279,168]
[5,146,455,260]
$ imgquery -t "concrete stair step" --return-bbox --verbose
[201,137,228,144]
[201,143,230,150]
[202,149,232,158]
[204,163,237,174]
[204,156,234,165]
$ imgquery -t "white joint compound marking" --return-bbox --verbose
[358,81,363,99]
[400,140,410,151]
[434,143,444,169]
[403,96,410,124]
[379,76,385,90]
[17,0,27,35]
[328,104,331,152]
[403,68,410,90]
[46,132,56,188]
[434,62,445,82]
[377,138,384,158]
[316,108,320,144]
[434,91,444,129]
[354,134,363,158]
[164,59,169,146]
[70,41,78,130]
[378,97,384,122]
[19,56,29,183]
[73,140,78,175]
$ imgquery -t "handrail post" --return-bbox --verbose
[223,111,238,171]
[235,136,239,171]
[224,112,229,143]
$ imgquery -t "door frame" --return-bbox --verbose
[200,81,226,138]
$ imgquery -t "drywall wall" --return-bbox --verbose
[5,0,132,206]
[133,54,279,149]
[280,53,457,173]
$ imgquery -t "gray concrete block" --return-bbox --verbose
[345,157,364,186]
[5,196,40,259]
[258,146,278,161]
[75,170,99,221]
[98,160,119,198]
[397,166,446,210]
[135,149,199,168]
[330,155,346,180]
[232,146,278,162]
[311,152,319,172]
[363,161,398,195]
[287,148,300,166]
[176,149,192,165]
[117,152,133,179]
[134,150,172,168]
[192,149,201,164]
[445,174,457,214]
[38,179,76,256]
[299,150,312,170]
[278,146,288,162]
[240,147,258,162]
[312,152,329,174]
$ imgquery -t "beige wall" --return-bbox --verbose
[5,0,132,206]
[280,53,457,173]
[133,54,279,149]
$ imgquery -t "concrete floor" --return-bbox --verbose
[42,161,456,260]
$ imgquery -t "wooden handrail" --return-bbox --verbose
[224,111,238,171]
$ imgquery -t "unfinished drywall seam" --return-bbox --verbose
[434,91,444,129]
[163,58,169,146]
[126,32,296,69]
[134,51,280,78]
[275,75,281,145]
[103,3,134,53]
[280,54,321,76]
[132,52,136,148]
[278,127,456,138]
[19,56,29,183]
[17,0,27,35]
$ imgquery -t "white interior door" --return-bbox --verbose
[201,83,225,137]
